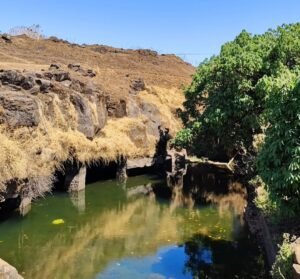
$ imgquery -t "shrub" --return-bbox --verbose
[271,234,294,279]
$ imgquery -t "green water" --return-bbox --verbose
[0,172,268,279]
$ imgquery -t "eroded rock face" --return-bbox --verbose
[140,102,162,136]
[70,94,95,139]
[0,258,23,279]
[95,95,107,131]
[106,98,127,118]
[0,70,35,90]
[130,78,145,94]
[0,91,40,127]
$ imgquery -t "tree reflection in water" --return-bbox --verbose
[164,164,269,279]
[0,165,269,279]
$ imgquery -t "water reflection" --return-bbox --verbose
[0,169,268,279]
[70,190,86,214]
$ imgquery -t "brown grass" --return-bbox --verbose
[0,80,185,188]
[0,35,194,191]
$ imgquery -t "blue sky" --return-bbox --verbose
[0,0,299,65]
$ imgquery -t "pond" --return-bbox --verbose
[0,164,269,279]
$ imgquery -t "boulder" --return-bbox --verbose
[0,70,36,90]
[0,70,24,86]
[48,36,60,43]
[70,94,95,138]
[36,79,53,93]
[130,78,145,94]
[293,264,300,279]
[295,244,300,265]
[1,34,12,43]
[83,69,96,78]
[0,258,23,279]
[0,91,40,127]
[20,76,35,90]
[49,64,60,70]
[137,49,158,56]
[68,63,81,72]
[68,64,96,77]
[29,85,40,95]
[106,98,127,118]
[42,72,53,80]
[53,71,71,82]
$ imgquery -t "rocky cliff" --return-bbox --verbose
[0,34,194,207]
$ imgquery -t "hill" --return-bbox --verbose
[0,34,194,202]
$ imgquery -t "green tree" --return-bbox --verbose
[176,23,300,212]
[175,24,300,161]
[257,69,300,212]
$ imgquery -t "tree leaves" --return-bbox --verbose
[176,23,300,211]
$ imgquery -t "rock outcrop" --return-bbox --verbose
[0,34,194,213]
[0,90,40,127]
[0,258,23,279]
[293,241,300,279]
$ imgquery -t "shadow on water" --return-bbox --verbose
[0,164,269,279]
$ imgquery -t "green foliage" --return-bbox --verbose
[250,176,277,215]
[176,23,300,160]
[257,72,300,212]
[177,23,300,213]
[251,176,296,222]
[271,234,294,279]
[171,128,193,148]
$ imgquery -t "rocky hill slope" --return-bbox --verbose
[0,34,194,205]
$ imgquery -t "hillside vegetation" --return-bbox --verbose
[0,34,194,197]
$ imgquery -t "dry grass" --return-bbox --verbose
[0,114,157,188]
[0,35,193,192]
[0,84,183,189]
[138,86,184,136]
[0,35,194,99]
